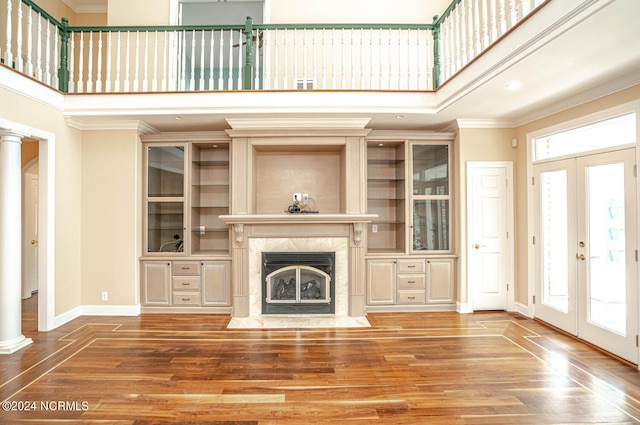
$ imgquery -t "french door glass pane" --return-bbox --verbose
[540,170,569,312]
[413,200,449,251]
[587,163,626,334]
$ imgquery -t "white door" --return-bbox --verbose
[576,149,637,363]
[22,174,39,299]
[468,162,514,311]
[534,149,637,363]
[533,158,578,335]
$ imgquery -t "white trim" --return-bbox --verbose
[514,302,531,318]
[466,161,515,313]
[0,66,64,111]
[53,305,82,329]
[62,0,107,14]
[81,304,142,316]
[455,119,516,129]
[0,119,56,333]
[456,301,472,314]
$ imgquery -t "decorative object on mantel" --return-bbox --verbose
[286,194,319,214]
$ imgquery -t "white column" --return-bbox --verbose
[0,131,33,354]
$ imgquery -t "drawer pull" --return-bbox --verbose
[408,296,416,300]
[181,267,190,270]
[181,282,190,286]
[408,280,416,284]
[182,298,191,302]
[407,265,416,268]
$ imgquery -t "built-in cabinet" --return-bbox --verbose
[140,133,232,311]
[365,134,456,310]
[142,260,230,308]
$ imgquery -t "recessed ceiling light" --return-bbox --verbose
[175,116,182,120]
[396,115,405,119]
[506,81,522,91]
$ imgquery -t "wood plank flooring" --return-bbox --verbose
[2,296,640,424]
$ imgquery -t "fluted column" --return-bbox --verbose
[0,131,33,354]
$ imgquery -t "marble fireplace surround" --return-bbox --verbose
[221,214,375,328]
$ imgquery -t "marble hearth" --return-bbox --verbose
[220,214,375,328]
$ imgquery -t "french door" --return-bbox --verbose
[534,148,637,363]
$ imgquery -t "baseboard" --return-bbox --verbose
[81,304,142,316]
[456,302,472,314]
[514,302,532,318]
[365,304,458,313]
[53,305,83,329]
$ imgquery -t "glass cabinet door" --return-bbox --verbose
[146,146,186,253]
[412,144,450,252]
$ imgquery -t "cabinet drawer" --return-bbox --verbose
[397,275,425,290]
[397,259,425,273]
[172,262,200,276]
[172,276,200,291]
[172,292,201,306]
[397,290,425,304]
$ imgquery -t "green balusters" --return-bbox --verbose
[58,17,69,93]
[432,15,440,89]
[243,16,253,90]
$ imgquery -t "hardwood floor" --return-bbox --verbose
[2,296,640,424]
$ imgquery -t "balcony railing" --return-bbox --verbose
[1,0,546,94]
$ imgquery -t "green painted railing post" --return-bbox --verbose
[432,15,441,89]
[57,17,70,92]
[243,16,254,90]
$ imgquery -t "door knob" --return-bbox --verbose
[474,244,480,249]
[31,239,38,245]
[576,253,586,260]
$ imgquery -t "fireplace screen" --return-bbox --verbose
[266,266,331,304]
[262,252,335,314]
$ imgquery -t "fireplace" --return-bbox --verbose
[262,252,335,314]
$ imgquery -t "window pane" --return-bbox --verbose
[587,162,626,335]
[534,113,636,161]
[148,146,185,197]
[540,170,569,313]
[413,200,449,251]
[413,145,449,195]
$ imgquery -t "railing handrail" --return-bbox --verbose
[19,0,64,30]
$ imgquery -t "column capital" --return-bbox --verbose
[0,130,26,143]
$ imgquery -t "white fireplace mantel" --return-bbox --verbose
[219,213,377,225]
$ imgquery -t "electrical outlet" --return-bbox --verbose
[372,224,378,233]
[302,193,309,203]
[101,291,108,302]
[293,193,301,203]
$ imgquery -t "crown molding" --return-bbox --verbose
[226,118,372,130]
[62,0,107,14]
[454,119,517,129]
[64,117,159,134]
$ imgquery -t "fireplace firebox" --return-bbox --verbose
[262,252,335,314]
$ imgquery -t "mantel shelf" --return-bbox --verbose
[219,214,378,225]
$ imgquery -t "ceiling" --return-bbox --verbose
[63,0,640,133]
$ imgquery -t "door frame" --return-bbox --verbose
[466,161,515,312]
[1,119,55,332]
[22,157,39,299]
[526,101,640,367]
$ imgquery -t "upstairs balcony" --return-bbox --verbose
[2,0,545,94]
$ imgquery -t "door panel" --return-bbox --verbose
[534,159,577,334]
[576,150,637,363]
[468,164,512,310]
